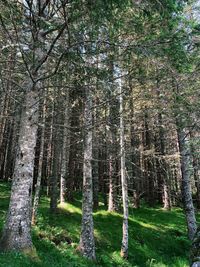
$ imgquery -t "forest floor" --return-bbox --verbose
[0,182,193,267]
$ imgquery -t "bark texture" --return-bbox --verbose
[119,80,128,259]
[79,89,95,260]
[108,91,118,212]
[60,89,70,204]
[191,227,200,267]
[32,96,46,225]
[177,128,197,240]
[0,89,38,251]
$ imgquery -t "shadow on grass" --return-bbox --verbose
[0,184,190,267]
[92,209,190,267]
[35,200,190,267]
[0,234,98,267]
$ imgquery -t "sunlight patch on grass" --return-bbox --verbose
[137,222,160,231]
[0,183,192,267]
[58,202,82,214]
[94,209,122,218]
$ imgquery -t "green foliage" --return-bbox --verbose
[0,183,192,267]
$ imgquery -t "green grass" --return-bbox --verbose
[0,182,192,267]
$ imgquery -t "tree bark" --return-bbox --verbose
[49,91,62,213]
[119,78,129,259]
[191,227,200,267]
[158,112,171,210]
[60,89,70,204]
[0,88,39,251]
[78,88,95,260]
[190,131,200,209]
[107,90,118,212]
[32,94,46,225]
[177,128,197,240]
[93,143,99,210]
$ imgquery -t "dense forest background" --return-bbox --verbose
[0,1,200,266]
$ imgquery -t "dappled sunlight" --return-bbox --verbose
[137,221,160,231]
[58,202,82,215]
[94,209,122,218]
[0,184,191,266]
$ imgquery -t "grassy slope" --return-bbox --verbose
[0,182,191,267]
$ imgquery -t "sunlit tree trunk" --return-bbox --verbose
[119,77,128,259]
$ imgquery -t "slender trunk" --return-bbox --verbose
[32,96,46,225]
[108,91,118,212]
[119,79,128,259]
[130,99,141,209]
[108,153,118,211]
[163,178,171,210]
[60,89,70,204]
[41,89,53,194]
[78,88,95,260]
[158,112,171,210]
[50,92,62,213]
[177,128,197,240]
[99,139,108,208]
[2,119,15,181]
[190,132,200,209]
[93,145,99,210]
[0,89,39,251]
[92,96,99,210]
[0,121,11,180]
[144,112,155,206]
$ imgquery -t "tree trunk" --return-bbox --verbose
[60,89,70,204]
[92,95,99,210]
[177,128,197,240]
[108,153,118,212]
[50,91,62,213]
[163,178,171,210]
[144,112,155,207]
[93,145,99,210]
[130,103,141,209]
[158,112,171,210]
[107,90,118,212]
[191,227,200,267]
[190,131,200,209]
[119,79,128,259]
[32,95,46,225]
[41,89,53,194]
[0,89,39,252]
[78,88,95,260]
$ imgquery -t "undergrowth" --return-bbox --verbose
[0,182,192,267]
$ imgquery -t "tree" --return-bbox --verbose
[0,0,67,251]
[118,70,129,259]
[78,86,95,260]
